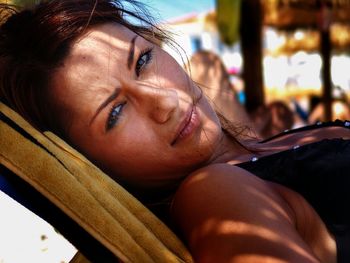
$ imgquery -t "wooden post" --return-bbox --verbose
[240,0,264,113]
[319,3,333,121]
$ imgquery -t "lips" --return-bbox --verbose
[171,105,200,146]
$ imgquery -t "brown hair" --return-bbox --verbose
[0,0,256,158]
[0,0,172,138]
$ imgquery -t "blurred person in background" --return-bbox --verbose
[188,50,256,137]
[250,100,296,139]
[309,99,350,124]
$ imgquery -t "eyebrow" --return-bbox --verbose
[89,36,138,126]
[89,88,120,126]
[127,35,138,70]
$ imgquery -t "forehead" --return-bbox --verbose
[52,23,136,108]
[67,23,135,72]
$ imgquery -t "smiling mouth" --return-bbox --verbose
[171,105,200,146]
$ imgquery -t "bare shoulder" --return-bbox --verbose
[172,163,260,205]
[171,163,289,219]
[171,164,320,263]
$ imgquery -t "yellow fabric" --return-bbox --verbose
[69,252,90,263]
[69,251,91,263]
[0,102,193,263]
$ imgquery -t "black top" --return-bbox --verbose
[237,120,350,263]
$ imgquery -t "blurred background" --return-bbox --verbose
[153,0,350,138]
[156,0,350,124]
[1,0,350,262]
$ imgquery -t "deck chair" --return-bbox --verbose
[0,101,193,263]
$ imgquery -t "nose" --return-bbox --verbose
[123,80,179,124]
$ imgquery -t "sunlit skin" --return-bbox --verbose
[52,23,244,191]
[51,23,346,263]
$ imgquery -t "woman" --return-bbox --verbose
[0,1,349,262]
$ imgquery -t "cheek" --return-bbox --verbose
[154,52,190,87]
[102,122,159,163]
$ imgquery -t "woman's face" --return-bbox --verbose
[52,23,223,190]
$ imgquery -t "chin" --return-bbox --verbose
[198,122,223,149]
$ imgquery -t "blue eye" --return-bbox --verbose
[106,103,126,131]
[135,48,153,76]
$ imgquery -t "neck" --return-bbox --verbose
[207,132,255,165]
